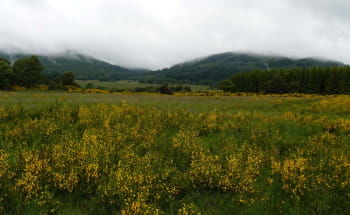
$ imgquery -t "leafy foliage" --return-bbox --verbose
[13,56,44,87]
[0,59,14,90]
[0,55,79,90]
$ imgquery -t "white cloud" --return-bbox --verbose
[0,0,349,69]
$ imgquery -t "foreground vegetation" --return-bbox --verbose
[0,92,349,214]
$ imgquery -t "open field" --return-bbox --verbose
[0,92,349,214]
[75,80,212,92]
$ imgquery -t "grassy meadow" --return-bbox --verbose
[75,80,211,92]
[0,91,349,214]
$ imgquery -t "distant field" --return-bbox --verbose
[76,80,212,91]
[0,91,349,214]
[0,91,322,112]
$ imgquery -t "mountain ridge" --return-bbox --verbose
[0,51,345,84]
[0,51,148,81]
[137,52,344,84]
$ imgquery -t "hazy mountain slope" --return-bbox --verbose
[0,51,344,84]
[0,52,148,81]
[137,52,344,84]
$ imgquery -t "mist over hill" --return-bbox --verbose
[136,52,344,85]
[0,51,148,81]
[0,51,344,85]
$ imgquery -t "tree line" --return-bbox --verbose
[219,66,350,94]
[0,56,77,90]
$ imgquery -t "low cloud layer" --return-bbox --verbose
[1,0,349,69]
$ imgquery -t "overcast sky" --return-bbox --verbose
[0,0,349,69]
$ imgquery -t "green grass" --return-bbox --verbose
[0,91,323,113]
[76,80,212,92]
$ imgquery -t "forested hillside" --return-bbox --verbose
[0,52,147,81]
[0,56,78,90]
[0,52,344,85]
[138,53,343,85]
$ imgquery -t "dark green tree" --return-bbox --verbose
[0,59,14,90]
[13,56,44,87]
[85,83,95,89]
[264,75,288,94]
[61,72,76,86]
[158,83,173,95]
[184,86,192,92]
[218,80,234,92]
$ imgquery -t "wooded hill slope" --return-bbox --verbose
[0,51,344,85]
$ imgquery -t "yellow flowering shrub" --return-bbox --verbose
[178,203,202,215]
[220,147,264,204]
[0,95,349,214]
[189,151,222,189]
[272,157,310,198]
[15,150,53,206]
[0,150,12,213]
